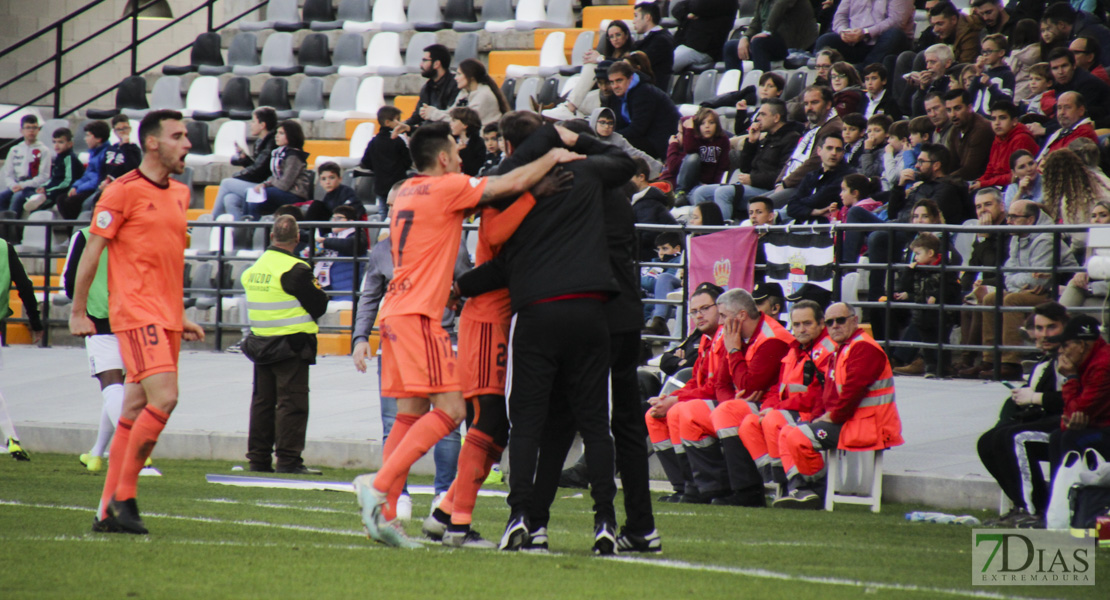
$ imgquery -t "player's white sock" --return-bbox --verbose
[90,384,124,457]
[0,389,18,441]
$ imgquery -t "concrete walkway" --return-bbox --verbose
[1,345,1014,510]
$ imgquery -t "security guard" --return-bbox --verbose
[241,214,329,474]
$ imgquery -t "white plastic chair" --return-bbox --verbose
[570,30,595,66]
[181,76,222,119]
[314,121,378,168]
[506,32,567,78]
[343,0,407,33]
[337,32,404,76]
[739,69,764,91]
[716,69,742,95]
[825,450,885,513]
[348,77,386,119]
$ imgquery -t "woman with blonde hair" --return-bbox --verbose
[1040,149,1110,259]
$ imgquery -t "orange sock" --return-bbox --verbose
[98,418,132,519]
[437,480,458,516]
[449,429,496,526]
[376,409,458,519]
[115,406,169,501]
[383,413,420,465]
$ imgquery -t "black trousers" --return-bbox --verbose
[506,298,616,525]
[247,355,311,469]
[529,330,655,534]
[977,416,1057,514]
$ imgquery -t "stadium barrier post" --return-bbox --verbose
[991,229,1004,379]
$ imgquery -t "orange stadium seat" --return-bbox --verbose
[582,6,633,32]
[534,28,587,51]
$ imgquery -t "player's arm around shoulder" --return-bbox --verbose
[478,147,585,205]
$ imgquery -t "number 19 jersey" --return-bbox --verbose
[378,172,487,321]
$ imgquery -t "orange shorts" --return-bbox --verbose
[380,314,459,398]
[458,316,509,399]
[116,325,182,384]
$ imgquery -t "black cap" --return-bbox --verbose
[596,60,614,79]
[785,282,833,308]
[752,282,785,302]
[1047,315,1102,344]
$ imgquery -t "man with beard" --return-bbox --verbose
[404,44,459,129]
[766,86,842,208]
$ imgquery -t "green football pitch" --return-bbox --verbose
[2,454,1106,599]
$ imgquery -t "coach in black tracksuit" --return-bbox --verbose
[457,116,636,551]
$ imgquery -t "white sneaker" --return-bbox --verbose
[396,493,413,521]
[429,491,446,516]
[541,103,577,122]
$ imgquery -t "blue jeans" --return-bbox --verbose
[377,358,461,495]
[723,33,789,72]
[676,154,703,193]
[212,177,255,219]
[815,29,911,68]
[246,187,304,219]
[691,183,740,221]
[651,273,682,320]
[0,188,34,213]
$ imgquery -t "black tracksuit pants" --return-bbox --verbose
[977,416,1057,514]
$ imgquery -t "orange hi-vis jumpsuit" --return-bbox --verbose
[738,329,836,473]
[780,328,904,484]
[676,313,793,497]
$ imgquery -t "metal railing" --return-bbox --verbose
[3,218,1105,374]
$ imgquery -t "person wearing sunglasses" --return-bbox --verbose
[776,302,904,509]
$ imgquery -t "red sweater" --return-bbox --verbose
[1062,337,1110,429]
[725,334,791,399]
[1045,121,1099,155]
[977,122,1040,188]
[681,128,731,186]
[676,328,734,403]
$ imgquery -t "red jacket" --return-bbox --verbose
[776,330,837,414]
[1044,120,1099,156]
[676,327,733,403]
[818,328,889,424]
[724,313,793,405]
[977,122,1040,188]
[1062,337,1110,429]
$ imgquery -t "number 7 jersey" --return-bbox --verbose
[379,173,487,321]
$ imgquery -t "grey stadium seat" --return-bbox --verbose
[404,32,438,74]
[240,0,305,32]
[234,32,301,76]
[408,0,449,31]
[215,32,259,76]
[292,77,327,121]
[311,0,370,31]
[455,0,512,31]
[148,76,184,111]
[453,32,480,68]
[328,33,366,74]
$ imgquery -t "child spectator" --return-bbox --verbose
[245,120,312,219]
[841,113,867,168]
[589,107,663,178]
[360,106,411,220]
[629,157,677,260]
[880,120,911,192]
[60,120,110,218]
[973,101,1040,190]
[0,115,52,216]
[449,106,484,176]
[641,231,684,335]
[1003,149,1043,206]
[893,233,962,377]
[101,115,142,181]
[22,128,84,217]
[676,108,730,194]
[858,114,893,180]
[836,174,882,222]
[701,71,785,134]
[905,116,933,171]
[478,123,502,175]
[313,205,366,302]
[1020,63,1055,117]
[302,161,363,223]
[970,34,1016,115]
[1007,18,1043,102]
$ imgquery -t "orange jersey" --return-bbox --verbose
[379,173,487,320]
[90,170,188,331]
[459,193,536,324]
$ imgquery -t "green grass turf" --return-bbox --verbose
[1,454,1106,599]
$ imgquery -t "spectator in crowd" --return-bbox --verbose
[1023,63,1058,119]
[1061,200,1110,316]
[101,115,142,183]
[313,205,366,303]
[725,0,817,72]
[701,71,784,135]
[1046,48,1110,127]
[905,44,954,118]
[785,132,852,223]
[23,127,83,218]
[893,143,970,225]
[856,113,893,181]
[748,196,780,283]
[836,172,882,222]
[861,64,901,120]
[973,101,1039,190]
[768,86,843,207]
[1039,148,1110,261]
[645,282,725,503]
[956,187,1010,372]
[0,115,51,216]
[710,98,803,216]
[59,120,109,219]
[1041,2,1110,67]
[922,92,953,146]
[245,120,312,219]
[632,2,675,89]
[302,161,362,224]
[589,108,663,178]
[479,123,502,175]
[876,119,911,192]
[891,233,962,376]
[687,201,725,227]
[641,231,684,333]
[969,34,1016,115]
[961,200,1079,380]
[421,59,510,127]
[943,89,995,182]
[830,62,866,117]
[449,107,485,177]
[840,112,868,168]
[674,110,730,196]
[1004,149,1043,206]
[361,106,412,220]
[212,107,277,220]
[604,61,680,159]
[776,302,904,509]
[585,20,634,63]
[405,44,459,128]
[1009,18,1044,102]
[671,0,739,74]
[1069,36,1110,84]
[753,281,786,321]
[545,60,617,121]
[629,158,677,260]
[928,1,982,64]
[1036,91,1101,160]
[978,301,1069,528]
[971,0,1016,39]
[815,0,914,67]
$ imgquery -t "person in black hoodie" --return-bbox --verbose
[449,107,485,177]
[455,114,636,554]
[629,157,676,260]
[101,115,142,181]
[632,1,676,89]
[671,0,739,73]
[302,161,364,223]
[213,107,277,219]
[361,106,412,220]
